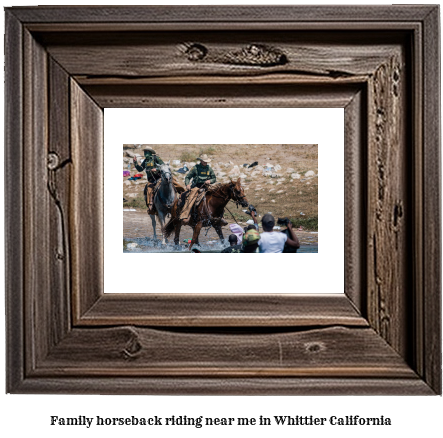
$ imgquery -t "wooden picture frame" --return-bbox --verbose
[5,5,441,394]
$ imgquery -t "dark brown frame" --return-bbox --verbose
[5,6,441,394]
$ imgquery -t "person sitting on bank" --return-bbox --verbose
[258,213,300,253]
[133,146,164,211]
[221,234,243,253]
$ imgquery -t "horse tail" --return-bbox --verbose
[163,217,176,239]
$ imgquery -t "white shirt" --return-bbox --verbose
[258,231,287,253]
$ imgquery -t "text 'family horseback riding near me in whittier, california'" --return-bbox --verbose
[49,414,391,428]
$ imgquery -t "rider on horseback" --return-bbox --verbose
[185,154,216,190]
[133,146,164,211]
[179,153,216,210]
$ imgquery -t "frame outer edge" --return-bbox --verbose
[423,6,441,395]
[4,5,441,395]
[5,11,24,392]
[6,5,437,23]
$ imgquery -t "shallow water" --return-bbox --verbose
[124,236,317,253]
[123,210,318,253]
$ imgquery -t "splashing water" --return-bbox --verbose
[124,237,317,253]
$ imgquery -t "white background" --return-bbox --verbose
[1,1,442,438]
[105,108,343,294]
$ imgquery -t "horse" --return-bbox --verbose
[163,178,249,250]
[147,163,178,244]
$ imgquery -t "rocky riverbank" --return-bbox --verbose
[122,144,318,228]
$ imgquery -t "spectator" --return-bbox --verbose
[241,229,260,253]
[258,213,300,253]
[221,234,242,253]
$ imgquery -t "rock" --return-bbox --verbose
[286,168,295,173]
[125,151,135,158]
[126,193,138,198]
[276,190,285,194]
[291,173,301,179]
[188,162,196,167]
[255,165,264,172]
[269,189,275,192]
[239,173,247,178]
[124,181,132,186]
[224,163,230,168]
[255,187,262,191]
[271,173,279,178]
[305,170,315,177]
[229,165,240,176]
[217,171,227,178]
[127,242,139,249]
[251,171,260,177]
[172,160,181,165]
[274,164,282,171]
[276,182,282,186]
[271,200,276,203]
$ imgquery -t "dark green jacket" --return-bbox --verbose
[185,163,216,187]
[134,154,164,182]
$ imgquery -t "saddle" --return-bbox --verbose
[178,188,200,221]
[145,180,161,215]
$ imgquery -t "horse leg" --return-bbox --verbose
[174,222,182,247]
[157,211,166,245]
[189,222,203,251]
[150,214,157,241]
[214,224,225,243]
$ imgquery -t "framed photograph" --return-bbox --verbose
[5,5,440,394]
[108,108,340,296]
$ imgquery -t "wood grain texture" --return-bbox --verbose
[366,51,409,358]
[48,58,72,344]
[23,29,50,372]
[8,5,436,23]
[422,6,441,394]
[344,90,366,314]
[4,5,441,394]
[38,326,414,377]
[70,81,104,320]
[42,33,401,80]
[83,82,361,108]
[5,10,24,393]
[13,377,434,396]
[80,294,367,327]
